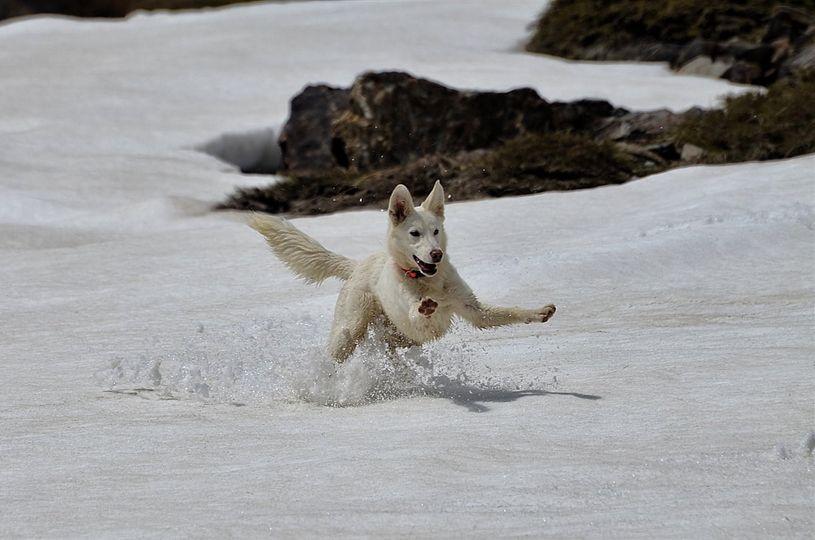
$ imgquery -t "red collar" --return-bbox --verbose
[399,265,423,279]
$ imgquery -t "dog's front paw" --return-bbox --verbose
[538,304,556,322]
[417,298,438,318]
[526,304,556,323]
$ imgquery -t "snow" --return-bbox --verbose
[1,0,812,537]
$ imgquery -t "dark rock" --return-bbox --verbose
[673,37,782,85]
[596,108,698,145]
[330,71,554,172]
[278,72,637,177]
[724,60,767,84]
[676,56,733,78]
[550,99,625,132]
[277,84,349,172]
[672,39,721,69]
[646,142,681,162]
[785,37,815,74]
[680,143,706,162]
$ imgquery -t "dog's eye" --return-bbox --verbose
[433,229,439,235]
[409,230,420,237]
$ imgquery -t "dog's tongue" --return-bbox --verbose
[415,258,437,275]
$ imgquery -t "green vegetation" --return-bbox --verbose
[220,132,667,216]
[220,170,365,214]
[474,132,645,193]
[526,0,814,59]
[674,69,815,162]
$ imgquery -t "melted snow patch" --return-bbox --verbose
[196,127,281,174]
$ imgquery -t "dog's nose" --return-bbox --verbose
[429,249,443,263]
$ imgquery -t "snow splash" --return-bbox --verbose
[95,316,559,407]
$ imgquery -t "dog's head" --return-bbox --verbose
[387,181,447,277]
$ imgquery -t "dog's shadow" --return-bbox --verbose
[419,376,601,413]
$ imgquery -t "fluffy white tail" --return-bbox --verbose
[249,213,355,284]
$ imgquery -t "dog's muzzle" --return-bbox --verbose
[413,255,438,276]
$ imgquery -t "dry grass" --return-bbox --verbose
[525,0,808,60]
[674,69,815,162]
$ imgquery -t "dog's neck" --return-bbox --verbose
[398,264,423,279]
[392,259,449,286]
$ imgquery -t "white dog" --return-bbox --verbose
[250,181,556,362]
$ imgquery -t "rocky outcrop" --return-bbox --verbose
[672,7,814,85]
[276,72,667,177]
[278,85,350,172]
[278,72,563,175]
[527,2,815,86]
[596,108,705,162]
[220,71,698,215]
[332,72,555,172]
[220,67,815,216]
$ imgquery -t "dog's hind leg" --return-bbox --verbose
[327,285,377,363]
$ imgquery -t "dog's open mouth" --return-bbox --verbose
[413,255,438,276]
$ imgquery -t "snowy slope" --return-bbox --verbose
[0,0,812,537]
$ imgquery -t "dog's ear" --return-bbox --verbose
[388,184,415,225]
[421,180,445,219]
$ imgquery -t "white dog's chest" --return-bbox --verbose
[374,269,453,344]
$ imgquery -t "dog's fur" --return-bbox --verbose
[250,181,556,362]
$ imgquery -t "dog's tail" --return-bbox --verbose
[249,213,355,284]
